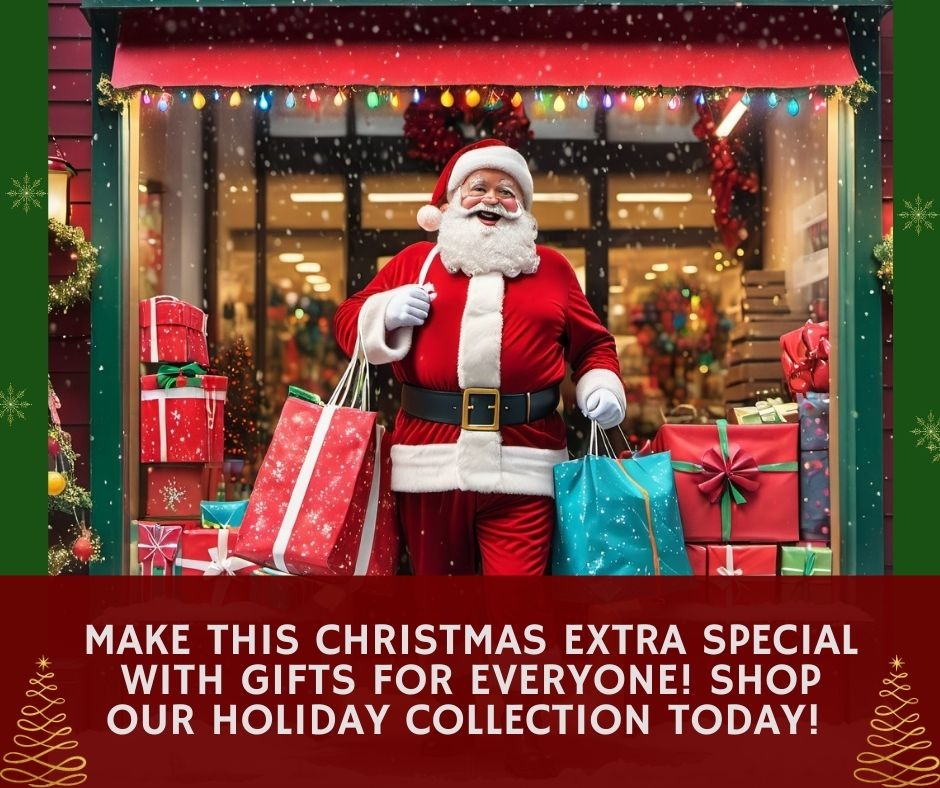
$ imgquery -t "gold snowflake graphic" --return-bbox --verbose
[6,173,45,214]
[899,194,939,236]
[912,412,940,462]
[0,383,29,426]
[161,481,186,511]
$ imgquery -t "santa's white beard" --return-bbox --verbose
[437,203,540,278]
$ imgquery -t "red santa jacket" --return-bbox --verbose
[333,241,624,497]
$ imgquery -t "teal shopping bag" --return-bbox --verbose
[552,429,691,576]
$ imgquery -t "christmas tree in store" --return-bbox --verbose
[213,335,262,465]
[854,656,940,785]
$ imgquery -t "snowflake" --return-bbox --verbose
[913,413,940,462]
[899,195,939,236]
[6,173,45,214]
[161,481,186,511]
[0,383,29,426]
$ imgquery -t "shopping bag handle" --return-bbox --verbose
[329,333,371,411]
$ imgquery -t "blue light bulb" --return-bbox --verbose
[741,91,751,107]
[213,89,220,102]
[787,97,800,116]
[602,91,613,110]
[768,91,779,109]
[413,88,421,103]
[576,91,590,110]
[157,95,169,112]
[259,92,270,111]
[285,91,296,109]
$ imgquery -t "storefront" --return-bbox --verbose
[83,0,890,575]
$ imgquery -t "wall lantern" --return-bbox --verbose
[48,155,76,224]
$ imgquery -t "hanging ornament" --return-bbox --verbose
[413,88,421,103]
[390,91,401,109]
[483,90,502,111]
[258,92,271,111]
[602,91,613,110]
[667,94,681,111]
[179,90,188,101]
[229,90,242,108]
[308,88,319,106]
[157,93,171,112]
[141,90,152,106]
[553,94,566,112]
[633,95,646,112]
[71,530,94,563]
[333,89,346,107]
[440,88,455,108]
[285,90,296,109]
[192,90,206,110]
[366,90,381,109]
[741,90,751,107]
[465,88,481,108]
[768,91,779,109]
[694,91,705,106]
[48,436,60,456]
[620,91,629,105]
[213,89,221,102]
[48,471,67,497]
[787,97,800,116]
[576,91,590,110]
[511,91,523,108]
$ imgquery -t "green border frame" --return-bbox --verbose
[83,0,889,7]
[84,1,890,575]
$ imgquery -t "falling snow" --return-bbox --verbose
[0,383,29,426]
[899,195,939,236]
[6,173,45,213]
[912,413,940,463]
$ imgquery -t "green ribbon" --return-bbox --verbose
[156,362,206,389]
[803,550,817,576]
[671,419,798,541]
[288,385,323,405]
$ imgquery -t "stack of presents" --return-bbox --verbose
[554,273,832,577]
[133,295,399,577]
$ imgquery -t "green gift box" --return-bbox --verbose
[780,545,832,576]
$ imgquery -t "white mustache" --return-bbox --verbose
[457,201,524,221]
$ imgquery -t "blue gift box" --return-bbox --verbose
[199,499,248,529]
[552,451,692,576]
[799,450,830,542]
[798,392,829,451]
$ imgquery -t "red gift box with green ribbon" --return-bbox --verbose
[140,364,227,463]
[652,419,799,543]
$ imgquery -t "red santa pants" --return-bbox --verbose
[397,490,554,576]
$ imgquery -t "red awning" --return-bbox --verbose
[111,6,860,90]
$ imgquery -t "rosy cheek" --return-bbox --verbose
[461,194,485,209]
[500,196,519,212]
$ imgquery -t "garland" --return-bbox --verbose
[874,228,893,296]
[49,219,99,314]
[403,89,532,166]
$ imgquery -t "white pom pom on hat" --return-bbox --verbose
[416,139,533,231]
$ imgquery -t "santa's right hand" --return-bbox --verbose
[385,285,431,331]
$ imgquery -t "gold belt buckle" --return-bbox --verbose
[461,387,501,431]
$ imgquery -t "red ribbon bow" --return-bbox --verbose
[697,443,761,504]
[138,523,182,574]
[781,321,830,394]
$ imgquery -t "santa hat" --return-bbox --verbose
[416,139,534,232]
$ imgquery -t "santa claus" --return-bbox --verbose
[334,139,625,575]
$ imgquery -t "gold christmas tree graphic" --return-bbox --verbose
[855,656,940,786]
[1,657,87,786]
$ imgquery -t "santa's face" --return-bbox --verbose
[437,168,540,278]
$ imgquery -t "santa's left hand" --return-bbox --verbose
[583,389,625,429]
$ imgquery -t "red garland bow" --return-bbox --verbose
[697,443,761,505]
[780,321,830,394]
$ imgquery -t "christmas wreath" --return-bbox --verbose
[404,89,532,166]
[49,218,99,313]
[693,101,760,252]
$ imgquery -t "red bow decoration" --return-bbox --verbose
[138,523,183,575]
[780,321,830,394]
[697,443,761,505]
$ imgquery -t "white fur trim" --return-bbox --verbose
[357,288,414,365]
[416,204,442,232]
[447,147,534,208]
[391,442,566,497]
[575,368,627,413]
[457,272,504,389]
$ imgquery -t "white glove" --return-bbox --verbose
[384,286,431,331]
[583,389,625,429]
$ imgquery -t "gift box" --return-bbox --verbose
[800,450,831,542]
[706,544,778,576]
[139,295,209,366]
[143,464,221,518]
[553,449,692,576]
[780,544,832,576]
[798,392,830,451]
[780,321,830,394]
[175,527,257,576]
[686,544,707,575]
[135,521,184,575]
[234,387,400,576]
[200,499,249,529]
[652,419,799,543]
[140,368,227,463]
[731,398,799,425]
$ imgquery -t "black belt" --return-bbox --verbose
[401,384,559,431]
